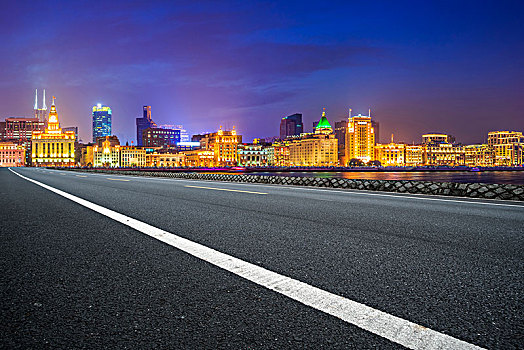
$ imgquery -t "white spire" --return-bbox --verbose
[42,89,47,109]
[34,89,38,110]
[369,108,371,117]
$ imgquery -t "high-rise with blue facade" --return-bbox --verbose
[92,104,112,142]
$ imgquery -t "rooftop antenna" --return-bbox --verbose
[34,89,38,110]
[369,108,371,117]
[42,89,47,109]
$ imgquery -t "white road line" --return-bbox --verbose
[76,175,88,178]
[107,178,130,182]
[9,168,484,350]
[184,184,267,195]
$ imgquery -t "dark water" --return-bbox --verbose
[247,171,524,185]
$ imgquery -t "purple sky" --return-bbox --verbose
[1,0,523,144]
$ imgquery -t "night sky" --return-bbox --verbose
[2,0,523,144]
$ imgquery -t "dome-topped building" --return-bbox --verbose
[315,108,333,135]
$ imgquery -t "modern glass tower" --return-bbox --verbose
[92,104,112,142]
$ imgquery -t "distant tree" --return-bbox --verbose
[369,160,381,167]
[349,158,364,167]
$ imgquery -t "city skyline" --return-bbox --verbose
[2,1,523,144]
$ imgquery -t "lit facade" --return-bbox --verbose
[142,127,181,147]
[183,149,215,167]
[288,110,337,167]
[374,143,406,166]
[345,112,375,164]
[238,144,268,167]
[200,127,242,166]
[120,146,146,167]
[424,143,465,166]
[464,144,495,167]
[268,141,290,166]
[487,131,524,166]
[0,142,25,167]
[31,98,76,166]
[5,117,44,141]
[92,104,112,142]
[405,145,424,166]
[422,133,455,145]
[93,136,120,167]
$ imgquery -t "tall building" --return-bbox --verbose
[5,117,44,141]
[334,120,347,164]
[200,126,242,167]
[345,109,375,164]
[136,106,157,146]
[142,127,181,147]
[31,97,76,166]
[92,104,112,142]
[279,113,303,140]
[34,89,47,122]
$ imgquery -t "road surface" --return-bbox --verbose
[1,167,522,349]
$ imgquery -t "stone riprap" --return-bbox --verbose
[59,168,524,201]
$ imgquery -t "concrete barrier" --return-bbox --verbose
[60,168,524,201]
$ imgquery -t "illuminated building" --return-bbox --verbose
[424,143,465,166]
[142,127,181,147]
[159,124,189,142]
[5,116,44,165]
[288,110,338,166]
[464,144,495,167]
[77,143,95,167]
[63,127,79,142]
[422,133,455,145]
[200,127,242,166]
[268,141,290,166]
[136,106,157,146]
[5,117,44,141]
[345,109,375,164]
[183,149,215,167]
[159,153,185,167]
[0,121,6,140]
[34,89,47,122]
[176,141,200,151]
[93,136,120,167]
[334,120,347,165]
[238,144,268,167]
[487,131,524,166]
[120,146,146,167]
[280,113,303,140]
[374,143,406,166]
[92,104,112,142]
[31,97,76,166]
[0,142,25,167]
[405,145,424,166]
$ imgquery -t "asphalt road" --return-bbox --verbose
[1,167,523,349]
